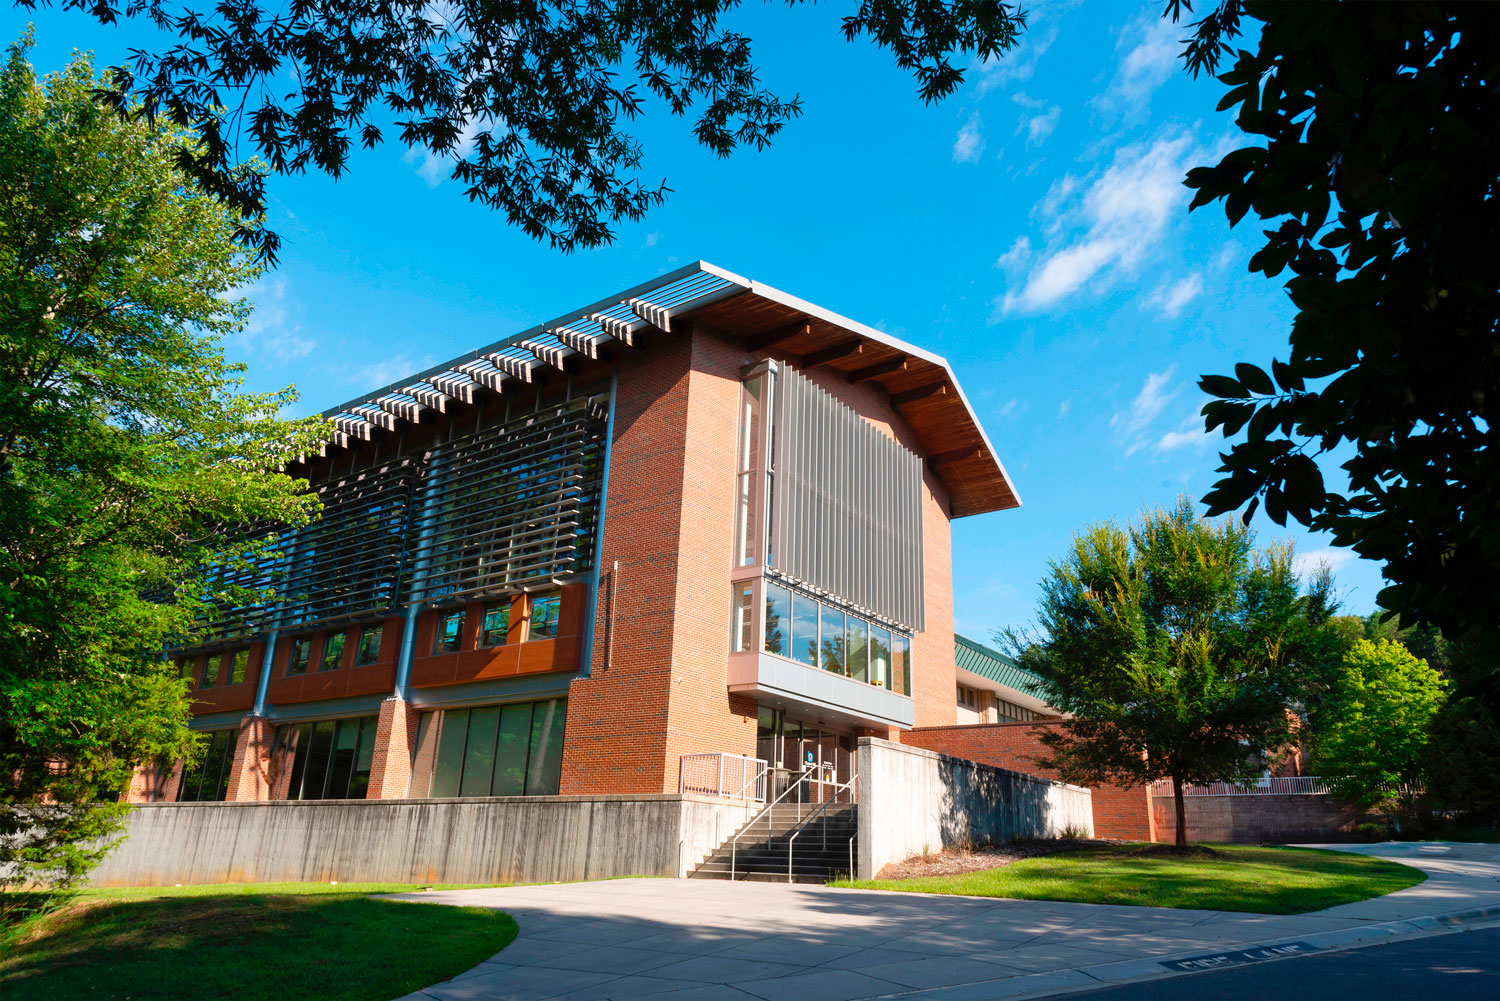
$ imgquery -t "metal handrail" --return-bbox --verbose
[787,772,857,884]
[731,767,812,881]
[680,752,768,801]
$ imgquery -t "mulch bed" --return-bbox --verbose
[875,838,1129,880]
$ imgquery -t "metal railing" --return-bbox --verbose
[680,753,768,802]
[731,767,813,881]
[787,772,857,884]
[1148,776,1332,797]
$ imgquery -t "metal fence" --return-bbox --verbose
[680,753,768,802]
[1148,776,1333,797]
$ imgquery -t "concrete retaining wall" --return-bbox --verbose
[856,737,1092,879]
[1151,793,1377,844]
[92,794,756,887]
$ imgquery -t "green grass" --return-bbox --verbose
[831,844,1426,914]
[0,882,517,1001]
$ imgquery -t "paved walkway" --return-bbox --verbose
[388,842,1500,1001]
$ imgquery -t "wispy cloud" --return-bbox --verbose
[1111,367,1182,455]
[1145,273,1204,318]
[1154,407,1214,453]
[1091,13,1180,123]
[346,354,436,390]
[1012,92,1061,147]
[973,24,1060,96]
[995,235,1032,273]
[999,129,1197,315]
[1293,547,1358,579]
[953,111,986,163]
[237,278,316,363]
[403,118,483,187]
[644,231,661,248]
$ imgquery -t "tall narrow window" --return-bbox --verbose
[529,593,560,639]
[177,729,236,802]
[820,605,846,675]
[846,617,869,683]
[355,624,383,665]
[734,375,764,566]
[320,632,345,672]
[763,582,791,656]
[893,634,912,696]
[730,582,755,653]
[435,608,465,653]
[201,654,221,688]
[229,649,249,684]
[790,592,818,667]
[287,637,311,676]
[869,627,892,688]
[481,603,510,647]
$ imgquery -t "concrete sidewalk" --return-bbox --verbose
[387,842,1500,1001]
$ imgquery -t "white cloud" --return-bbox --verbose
[1000,129,1197,314]
[1012,92,1061,147]
[403,118,482,187]
[1293,547,1358,579]
[998,398,1021,419]
[1212,241,1243,272]
[644,231,661,248]
[347,354,435,390]
[238,278,316,363]
[1110,368,1186,455]
[1092,13,1180,122]
[995,235,1032,273]
[1058,397,1073,418]
[953,111,985,163]
[1154,409,1214,453]
[1146,273,1204,318]
[974,24,1059,96]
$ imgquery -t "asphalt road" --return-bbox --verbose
[1057,926,1500,1001]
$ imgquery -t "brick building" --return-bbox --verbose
[131,261,1067,812]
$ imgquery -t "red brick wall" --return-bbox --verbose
[225,715,276,802]
[366,697,420,799]
[902,722,1157,841]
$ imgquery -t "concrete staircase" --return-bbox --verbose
[689,803,857,883]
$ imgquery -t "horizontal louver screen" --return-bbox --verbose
[772,365,924,631]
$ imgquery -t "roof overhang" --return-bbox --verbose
[956,666,1055,714]
[315,261,1019,517]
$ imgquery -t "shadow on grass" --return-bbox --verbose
[0,890,517,1001]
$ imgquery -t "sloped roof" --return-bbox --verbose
[954,633,1044,697]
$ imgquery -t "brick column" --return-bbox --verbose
[123,758,184,803]
[367,696,420,799]
[225,715,277,801]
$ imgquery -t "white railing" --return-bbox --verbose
[1148,776,1332,797]
[680,752,768,802]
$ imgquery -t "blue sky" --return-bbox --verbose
[12,2,1388,640]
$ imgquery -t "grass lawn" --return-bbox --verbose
[0,882,517,1001]
[831,844,1425,914]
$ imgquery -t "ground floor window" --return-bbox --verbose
[177,729,237,802]
[412,698,566,798]
[275,715,378,800]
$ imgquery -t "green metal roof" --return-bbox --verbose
[954,633,1044,698]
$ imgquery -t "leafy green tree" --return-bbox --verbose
[0,34,325,887]
[17,0,1029,260]
[1315,639,1447,821]
[1168,1,1498,652]
[1011,500,1322,847]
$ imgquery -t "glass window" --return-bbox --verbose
[525,699,566,796]
[229,649,249,685]
[491,703,533,796]
[869,627,892,688]
[893,634,911,696]
[820,605,846,674]
[177,729,236,802]
[279,715,377,800]
[200,654,221,688]
[730,582,754,653]
[460,706,502,797]
[176,657,192,680]
[287,637,311,676]
[481,603,510,647]
[790,592,818,667]
[417,699,567,798]
[763,582,790,656]
[846,617,869,683]
[320,632,345,672]
[355,625,383,665]
[529,593,560,639]
[435,608,465,654]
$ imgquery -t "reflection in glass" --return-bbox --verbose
[481,603,510,647]
[526,699,566,796]
[820,605,846,674]
[430,708,468,797]
[491,703,533,796]
[321,632,345,672]
[791,592,818,666]
[894,634,911,695]
[529,593,561,639]
[355,625,383,665]
[730,582,754,652]
[846,618,869,683]
[435,609,465,653]
[230,649,249,684]
[287,638,311,676]
[869,627,892,688]
[763,582,790,656]
[460,706,501,797]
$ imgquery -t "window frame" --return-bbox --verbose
[354,624,383,666]
[320,631,346,672]
[527,592,561,641]
[286,637,312,677]
[434,607,466,654]
[480,602,511,648]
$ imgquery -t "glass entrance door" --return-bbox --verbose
[757,707,853,803]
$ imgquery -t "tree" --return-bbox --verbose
[0,34,326,887]
[16,0,1029,261]
[1010,500,1322,847]
[1168,2,1499,651]
[1315,639,1447,823]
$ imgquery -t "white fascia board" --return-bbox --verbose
[955,665,1054,713]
